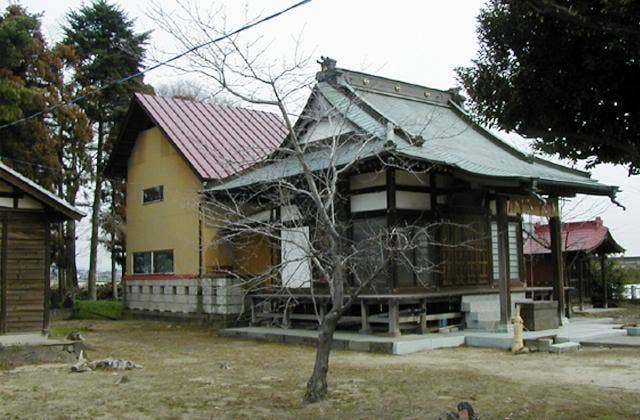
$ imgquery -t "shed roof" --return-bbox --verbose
[523,217,624,255]
[209,64,617,197]
[0,162,84,221]
[105,93,287,180]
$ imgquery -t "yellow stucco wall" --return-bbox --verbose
[125,127,266,276]
[126,127,202,275]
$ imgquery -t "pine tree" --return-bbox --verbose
[62,0,152,299]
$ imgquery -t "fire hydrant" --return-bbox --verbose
[511,304,526,354]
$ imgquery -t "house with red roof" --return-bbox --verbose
[105,93,286,317]
[523,217,624,309]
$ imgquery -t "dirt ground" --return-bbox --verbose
[575,302,640,326]
[2,319,640,419]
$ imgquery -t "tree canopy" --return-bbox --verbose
[62,0,152,299]
[456,0,640,174]
[0,5,60,186]
[62,0,151,124]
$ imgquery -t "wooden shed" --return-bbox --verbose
[0,162,83,335]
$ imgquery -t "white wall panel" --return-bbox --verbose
[350,191,387,212]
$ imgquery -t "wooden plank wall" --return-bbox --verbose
[1,212,47,333]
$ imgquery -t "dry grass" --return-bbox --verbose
[2,319,640,419]
[576,302,640,326]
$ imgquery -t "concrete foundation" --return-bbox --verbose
[221,317,626,355]
[125,277,244,316]
[462,292,528,330]
[0,335,83,367]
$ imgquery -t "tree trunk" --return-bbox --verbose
[111,231,118,300]
[88,120,105,300]
[303,312,339,403]
[66,220,78,289]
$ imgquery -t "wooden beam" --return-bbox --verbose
[549,214,566,321]
[496,196,511,325]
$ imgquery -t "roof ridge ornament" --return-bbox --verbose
[316,56,338,82]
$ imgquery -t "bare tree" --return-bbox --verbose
[150,2,490,403]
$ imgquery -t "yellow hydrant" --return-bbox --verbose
[511,304,526,354]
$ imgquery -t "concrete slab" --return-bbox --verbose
[581,335,640,348]
[0,333,49,347]
[220,317,626,355]
[220,327,466,355]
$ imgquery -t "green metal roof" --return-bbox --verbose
[208,68,617,197]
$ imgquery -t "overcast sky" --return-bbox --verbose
[17,0,640,268]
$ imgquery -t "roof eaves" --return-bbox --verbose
[0,163,84,221]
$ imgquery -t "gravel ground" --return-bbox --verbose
[1,319,639,419]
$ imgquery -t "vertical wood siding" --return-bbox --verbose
[1,212,46,333]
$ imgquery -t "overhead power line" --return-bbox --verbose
[0,0,312,131]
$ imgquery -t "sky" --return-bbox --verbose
[16,0,640,268]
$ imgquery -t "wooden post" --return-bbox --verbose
[600,253,608,309]
[282,298,291,329]
[43,221,51,334]
[420,299,428,334]
[0,213,7,334]
[578,254,585,311]
[388,299,400,336]
[250,297,257,325]
[319,302,327,323]
[359,300,371,334]
[386,167,397,290]
[549,214,566,322]
[496,196,511,326]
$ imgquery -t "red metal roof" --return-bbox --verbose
[134,93,286,180]
[523,217,624,255]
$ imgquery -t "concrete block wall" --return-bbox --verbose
[125,277,245,315]
[462,292,528,331]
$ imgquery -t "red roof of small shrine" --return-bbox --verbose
[523,217,624,255]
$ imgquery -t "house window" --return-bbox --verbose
[133,250,174,274]
[142,185,164,204]
[133,252,152,274]
[153,250,174,273]
[491,222,520,280]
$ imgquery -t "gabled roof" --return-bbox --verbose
[0,162,84,221]
[523,217,624,255]
[209,63,618,197]
[105,93,287,180]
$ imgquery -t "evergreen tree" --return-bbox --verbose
[50,44,93,293]
[457,0,640,174]
[62,0,152,299]
[0,5,60,187]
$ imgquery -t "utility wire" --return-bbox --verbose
[0,0,312,131]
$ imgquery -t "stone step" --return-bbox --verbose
[549,341,580,353]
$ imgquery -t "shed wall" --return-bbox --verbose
[0,212,47,333]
